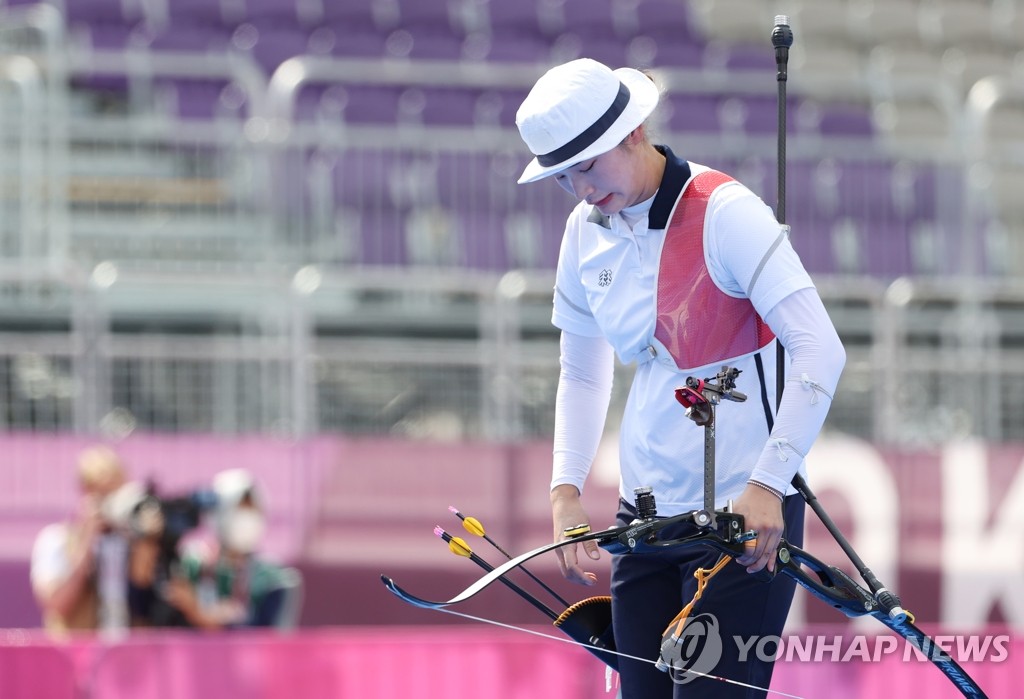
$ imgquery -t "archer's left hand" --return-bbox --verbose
[733,484,785,574]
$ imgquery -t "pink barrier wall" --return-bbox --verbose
[3,434,1024,632]
[0,433,340,562]
[0,627,1016,699]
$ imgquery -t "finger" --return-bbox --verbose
[747,537,779,574]
[557,544,573,577]
[560,542,597,586]
[737,537,758,565]
[566,564,597,586]
[582,540,601,561]
[553,546,570,578]
[741,539,769,571]
[559,542,579,578]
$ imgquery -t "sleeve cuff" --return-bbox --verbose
[551,474,587,496]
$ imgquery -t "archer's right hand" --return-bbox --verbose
[550,484,600,586]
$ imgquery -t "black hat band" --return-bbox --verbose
[536,82,631,168]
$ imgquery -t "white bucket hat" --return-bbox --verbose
[516,58,660,184]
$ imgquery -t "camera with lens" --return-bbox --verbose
[130,486,219,556]
[120,484,219,626]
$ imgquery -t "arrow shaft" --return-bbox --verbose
[455,509,572,608]
[482,532,571,608]
[467,550,559,621]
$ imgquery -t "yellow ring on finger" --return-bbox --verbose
[563,523,591,538]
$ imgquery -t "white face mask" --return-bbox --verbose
[221,509,266,554]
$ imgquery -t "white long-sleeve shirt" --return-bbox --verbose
[551,150,845,514]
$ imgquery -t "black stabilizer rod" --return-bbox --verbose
[790,474,907,622]
[768,15,906,627]
[772,15,793,410]
[771,15,792,226]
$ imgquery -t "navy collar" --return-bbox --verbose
[648,145,691,230]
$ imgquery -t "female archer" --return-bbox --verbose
[515,58,846,697]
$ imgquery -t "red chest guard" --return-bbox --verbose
[654,170,776,371]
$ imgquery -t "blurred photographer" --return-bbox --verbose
[162,468,301,630]
[122,482,218,627]
[30,445,137,635]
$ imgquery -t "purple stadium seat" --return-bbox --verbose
[558,29,632,69]
[818,103,874,137]
[484,0,543,36]
[147,23,231,54]
[163,80,230,120]
[546,0,619,37]
[607,0,704,68]
[164,0,240,29]
[331,84,403,124]
[862,221,913,278]
[332,151,414,210]
[63,0,142,25]
[889,162,939,222]
[730,94,781,135]
[395,0,455,30]
[711,43,774,71]
[400,25,467,60]
[459,211,511,271]
[243,0,301,24]
[82,22,139,51]
[487,151,534,207]
[834,161,897,221]
[632,0,696,40]
[359,207,408,266]
[484,31,552,63]
[464,89,516,128]
[291,84,333,121]
[416,87,477,126]
[634,35,703,68]
[664,93,722,134]
[245,23,309,71]
[492,88,530,127]
[323,24,389,58]
[318,0,400,32]
[436,152,498,208]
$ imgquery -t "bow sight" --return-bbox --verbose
[672,365,747,529]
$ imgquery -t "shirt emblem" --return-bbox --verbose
[598,269,613,287]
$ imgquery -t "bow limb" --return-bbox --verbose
[776,543,988,698]
[878,616,987,698]
[382,509,751,610]
[382,509,755,611]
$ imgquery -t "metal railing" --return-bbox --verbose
[1,263,1023,445]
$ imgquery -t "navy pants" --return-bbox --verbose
[610,495,805,698]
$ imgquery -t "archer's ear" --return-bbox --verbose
[623,126,646,146]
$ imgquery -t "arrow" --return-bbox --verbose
[449,505,571,608]
[434,526,558,621]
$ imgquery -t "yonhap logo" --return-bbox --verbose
[598,269,613,286]
[660,613,724,685]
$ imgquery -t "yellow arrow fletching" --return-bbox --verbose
[448,536,473,558]
[462,516,486,538]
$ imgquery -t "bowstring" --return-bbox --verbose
[431,606,807,699]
